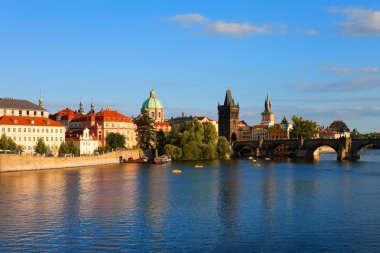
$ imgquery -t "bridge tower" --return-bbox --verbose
[218,89,240,142]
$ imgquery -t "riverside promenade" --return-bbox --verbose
[0,150,139,173]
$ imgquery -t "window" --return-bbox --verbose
[34,111,37,116]
[26,111,29,116]
[28,137,31,141]
[18,128,21,132]
[1,128,4,133]
[24,137,26,141]
[13,128,16,132]
[60,137,62,141]
[151,112,155,118]
[33,128,35,133]
[41,111,43,116]
[19,110,22,116]
[11,110,14,115]
[28,128,31,133]
[37,129,39,133]
[159,112,161,118]
[24,128,26,132]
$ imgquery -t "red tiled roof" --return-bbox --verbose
[0,115,65,127]
[95,109,133,123]
[51,108,77,117]
[154,122,171,127]
[253,125,268,130]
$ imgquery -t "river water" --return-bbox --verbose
[0,150,380,252]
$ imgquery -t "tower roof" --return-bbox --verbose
[263,94,272,113]
[224,89,236,106]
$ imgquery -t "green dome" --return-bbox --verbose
[141,89,164,109]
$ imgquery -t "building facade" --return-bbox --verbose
[218,89,240,142]
[51,103,137,149]
[66,128,99,155]
[0,98,66,155]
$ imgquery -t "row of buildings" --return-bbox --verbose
[0,88,351,156]
[217,89,351,154]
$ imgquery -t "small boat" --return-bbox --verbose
[252,159,257,162]
[248,156,253,160]
[172,169,182,174]
[194,164,203,168]
[265,158,271,161]
[253,163,262,167]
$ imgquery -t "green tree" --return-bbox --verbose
[203,121,218,144]
[155,130,166,156]
[290,115,318,139]
[35,138,48,155]
[58,142,69,156]
[67,140,79,156]
[0,134,19,152]
[164,144,182,160]
[216,136,232,158]
[351,128,366,139]
[106,132,126,150]
[135,109,155,150]
[0,134,9,150]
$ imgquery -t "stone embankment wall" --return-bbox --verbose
[0,150,139,173]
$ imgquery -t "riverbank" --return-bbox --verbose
[0,150,139,173]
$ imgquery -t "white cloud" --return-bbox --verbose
[329,7,380,36]
[326,67,352,74]
[206,21,273,36]
[358,67,379,73]
[294,77,380,93]
[167,13,284,37]
[296,29,320,36]
[169,14,208,27]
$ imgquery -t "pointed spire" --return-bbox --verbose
[79,97,84,114]
[264,93,272,113]
[38,89,44,109]
[89,98,95,114]
[224,89,235,106]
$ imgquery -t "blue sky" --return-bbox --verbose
[1,0,380,132]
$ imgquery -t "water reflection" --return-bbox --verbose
[0,150,380,252]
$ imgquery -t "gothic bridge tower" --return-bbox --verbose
[218,89,240,142]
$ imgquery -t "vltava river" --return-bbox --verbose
[1,150,380,252]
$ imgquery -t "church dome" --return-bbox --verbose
[141,89,164,110]
[329,120,350,132]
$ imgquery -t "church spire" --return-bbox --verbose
[79,97,84,114]
[38,89,44,109]
[264,93,272,113]
[89,98,95,114]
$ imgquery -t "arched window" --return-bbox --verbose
[151,112,155,118]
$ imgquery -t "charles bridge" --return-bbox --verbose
[232,138,380,161]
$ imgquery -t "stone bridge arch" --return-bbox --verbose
[261,139,299,158]
[232,141,259,157]
[350,139,380,160]
[304,138,349,160]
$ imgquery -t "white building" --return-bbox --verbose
[66,128,99,155]
[0,98,66,155]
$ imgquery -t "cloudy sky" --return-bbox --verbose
[1,0,380,132]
